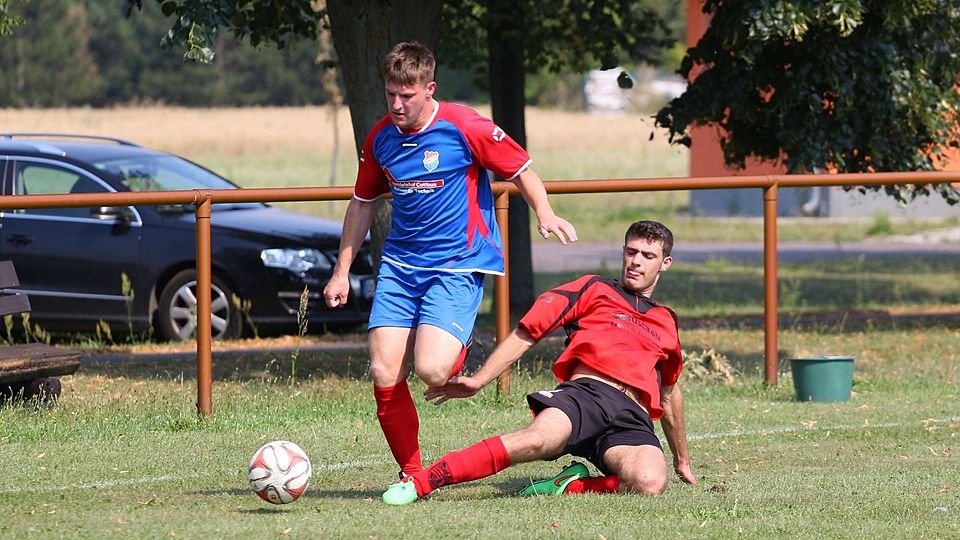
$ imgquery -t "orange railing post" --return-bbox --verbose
[194,193,213,417]
[763,184,779,385]
[494,190,512,395]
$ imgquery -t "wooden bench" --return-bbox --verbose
[0,261,81,404]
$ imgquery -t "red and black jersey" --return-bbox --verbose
[518,275,682,420]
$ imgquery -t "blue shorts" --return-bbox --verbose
[368,262,485,346]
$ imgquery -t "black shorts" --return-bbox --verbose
[526,378,661,475]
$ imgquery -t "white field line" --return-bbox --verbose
[6,415,958,495]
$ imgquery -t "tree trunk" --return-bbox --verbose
[326,0,442,269]
[486,3,535,315]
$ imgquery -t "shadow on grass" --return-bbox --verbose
[77,301,959,386]
[192,473,386,503]
[235,508,297,514]
[300,489,385,500]
[528,253,960,319]
[226,487,385,507]
[196,487,250,497]
[79,333,499,384]
[682,315,960,376]
[81,346,373,382]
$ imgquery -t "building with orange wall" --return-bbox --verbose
[684,0,960,218]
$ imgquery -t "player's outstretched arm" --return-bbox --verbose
[323,198,376,308]
[510,169,578,245]
[660,383,697,485]
[424,328,536,405]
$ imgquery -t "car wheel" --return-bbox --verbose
[157,270,243,342]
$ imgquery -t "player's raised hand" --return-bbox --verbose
[424,376,485,405]
[537,215,578,245]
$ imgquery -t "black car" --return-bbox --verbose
[0,133,374,341]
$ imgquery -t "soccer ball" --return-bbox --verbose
[248,440,312,504]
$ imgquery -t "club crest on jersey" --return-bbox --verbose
[422,150,440,172]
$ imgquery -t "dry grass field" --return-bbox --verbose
[1,106,345,156]
[0,105,688,180]
[1,105,689,223]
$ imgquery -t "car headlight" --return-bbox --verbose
[261,248,333,273]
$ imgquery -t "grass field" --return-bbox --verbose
[1,323,957,538]
[1,106,957,537]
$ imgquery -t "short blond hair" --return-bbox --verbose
[382,41,436,86]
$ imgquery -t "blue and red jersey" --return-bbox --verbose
[518,275,683,420]
[354,101,531,274]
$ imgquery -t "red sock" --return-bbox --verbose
[374,381,422,475]
[410,436,511,497]
[563,475,620,494]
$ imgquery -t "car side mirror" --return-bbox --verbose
[90,206,134,223]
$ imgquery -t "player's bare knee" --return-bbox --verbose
[369,359,401,386]
[619,471,668,496]
[413,363,449,387]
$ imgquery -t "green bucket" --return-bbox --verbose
[789,356,855,402]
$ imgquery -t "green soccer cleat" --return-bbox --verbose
[382,480,419,505]
[518,461,590,496]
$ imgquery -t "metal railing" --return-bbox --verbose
[2,171,957,416]
[491,170,960,394]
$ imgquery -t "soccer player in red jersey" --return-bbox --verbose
[382,220,696,504]
[323,41,576,479]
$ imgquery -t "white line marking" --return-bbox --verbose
[7,416,958,494]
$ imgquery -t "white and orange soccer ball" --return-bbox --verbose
[248,441,312,504]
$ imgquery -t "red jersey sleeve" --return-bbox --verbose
[657,308,683,386]
[353,117,391,201]
[518,275,599,341]
[445,103,532,180]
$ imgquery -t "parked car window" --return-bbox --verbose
[15,162,107,219]
[93,155,260,210]
[94,155,235,192]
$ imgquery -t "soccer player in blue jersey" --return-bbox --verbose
[323,41,577,478]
